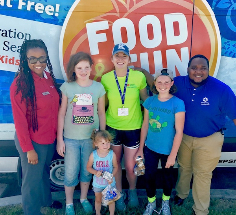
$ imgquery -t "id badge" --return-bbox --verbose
[118,108,129,116]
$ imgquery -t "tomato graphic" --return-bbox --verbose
[60,0,221,79]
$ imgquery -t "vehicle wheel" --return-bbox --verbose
[50,159,65,191]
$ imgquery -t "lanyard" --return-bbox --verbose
[114,69,129,106]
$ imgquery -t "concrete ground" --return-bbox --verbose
[1,188,236,207]
[1,168,236,207]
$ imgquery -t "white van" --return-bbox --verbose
[1,0,236,190]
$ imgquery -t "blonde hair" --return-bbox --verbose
[91,129,113,149]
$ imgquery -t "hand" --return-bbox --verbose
[165,155,176,168]
[27,149,38,165]
[134,148,144,161]
[108,179,113,184]
[96,170,102,177]
[57,139,65,157]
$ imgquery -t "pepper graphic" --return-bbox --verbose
[70,95,78,104]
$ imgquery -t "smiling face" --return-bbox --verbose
[95,138,111,153]
[188,57,209,87]
[74,60,92,81]
[155,75,173,94]
[111,51,130,70]
[27,48,47,78]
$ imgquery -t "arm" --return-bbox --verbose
[107,152,118,184]
[112,153,118,176]
[87,153,102,177]
[134,67,154,88]
[234,119,236,126]
[105,93,109,108]
[10,84,34,152]
[140,87,148,102]
[135,108,149,159]
[165,111,185,168]
[10,83,38,165]
[57,92,67,157]
[98,94,106,130]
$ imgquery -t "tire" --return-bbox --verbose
[49,159,65,191]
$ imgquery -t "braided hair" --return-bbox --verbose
[15,39,61,132]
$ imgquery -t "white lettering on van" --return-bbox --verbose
[112,18,136,50]
[18,0,60,16]
[0,0,13,7]
[165,13,188,45]
[166,47,189,76]
[86,14,189,74]
[139,15,162,48]
[86,21,109,55]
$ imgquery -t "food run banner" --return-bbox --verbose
[1,0,236,138]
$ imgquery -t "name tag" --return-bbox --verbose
[42,91,50,96]
[118,108,129,116]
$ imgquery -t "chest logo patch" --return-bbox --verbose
[201,97,210,105]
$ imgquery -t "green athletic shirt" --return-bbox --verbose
[101,69,147,130]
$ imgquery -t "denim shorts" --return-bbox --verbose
[64,137,93,187]
[106,125,140,148]
[93,185,117,193]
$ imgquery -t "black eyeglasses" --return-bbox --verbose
[27,56,47,64]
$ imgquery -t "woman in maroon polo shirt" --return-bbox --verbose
[10,39,62,215]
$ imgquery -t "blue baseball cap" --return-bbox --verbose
[112,43,130,56]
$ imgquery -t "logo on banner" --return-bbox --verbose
[60,0,221,81]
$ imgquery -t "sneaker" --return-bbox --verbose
[173,195,184,206]
[143,201,156,215]
[50,201,63,209]
[116,191,126,211]
[65,204,75,215]
[81,199,93,213]
[128,189,139,207]
[161,200,171,215]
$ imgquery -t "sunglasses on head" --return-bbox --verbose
[27,56,47,64]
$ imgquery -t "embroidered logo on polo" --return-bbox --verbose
[42,91,50,96]
[71,94,94,124]
[201,97,210,105]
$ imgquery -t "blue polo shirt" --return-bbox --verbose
[174,76,236,138]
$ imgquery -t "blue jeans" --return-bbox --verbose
[64,137,93,187]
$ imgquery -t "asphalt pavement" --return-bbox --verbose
[1,168,236,207]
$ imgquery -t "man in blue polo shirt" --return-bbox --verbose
[137,54,236,215]
[173,54,236,215]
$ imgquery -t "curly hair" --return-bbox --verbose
[91,129,113,149]
[14,39,60,132]
[66,52,93,82]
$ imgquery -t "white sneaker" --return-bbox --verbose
[161,200,171,215]
[143,200,156,215]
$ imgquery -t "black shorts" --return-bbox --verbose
[106,125,140,148]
